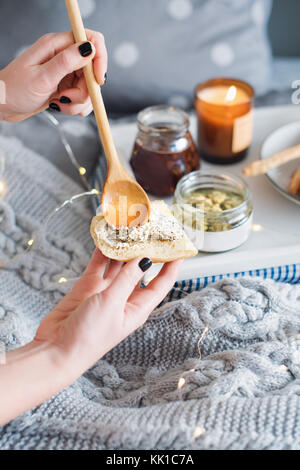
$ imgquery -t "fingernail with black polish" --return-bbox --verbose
[60,96,72,104]
[79,42,93,57]
[49,103,61,112]
[139,258,152,272]
[104,72,107,84]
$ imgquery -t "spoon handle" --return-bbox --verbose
[65,0,120,170]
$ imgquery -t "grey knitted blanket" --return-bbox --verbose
[0,135,300,450]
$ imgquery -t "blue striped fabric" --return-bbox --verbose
[163,264,300,305]
[91,158,300,300]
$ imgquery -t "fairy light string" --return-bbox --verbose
[180,323,296,448]
[0,189,100,272]
[177,325,209,393]
[42,110,91,191]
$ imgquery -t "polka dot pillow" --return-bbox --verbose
[1,0,273,115]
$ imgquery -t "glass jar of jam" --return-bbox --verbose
[130,105,200,197]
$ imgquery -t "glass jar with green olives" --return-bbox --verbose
[173,171,253,252]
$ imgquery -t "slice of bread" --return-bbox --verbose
[91,200,198,262]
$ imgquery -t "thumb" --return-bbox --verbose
[41,41,95,89]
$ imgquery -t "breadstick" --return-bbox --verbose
[243,144,300,177]
[289,167,300,196]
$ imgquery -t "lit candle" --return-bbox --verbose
[195,78,254,164]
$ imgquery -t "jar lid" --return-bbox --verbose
[137,105,190,137]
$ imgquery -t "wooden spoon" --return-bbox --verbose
[65,0,151,227]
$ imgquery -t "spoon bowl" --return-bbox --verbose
[102,173,151,227]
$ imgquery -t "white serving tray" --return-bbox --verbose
[110,105,300,282]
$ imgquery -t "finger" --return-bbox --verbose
[49,99,91,116]
[127,260,183,316]
[41,41,96,91]
[79,102,93,117]
[104,259,123,283]
[23,32,75,65]
[85,29,108,85]
[58,74,89,105]
[82,249,108,278]
[104,258,152,307]
[28,30,107,84]
[56,250,109,310]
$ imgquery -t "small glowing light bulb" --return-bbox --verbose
[27,239,34,247]
[252,224,263,232]
[279,364,288,371]
[0,180,7,197]
[203,326,209,335]
[178,377,186,389]
[79,167,87,176]
[193,426,205,438]
[91,188,99,195]
[58,277,68,284]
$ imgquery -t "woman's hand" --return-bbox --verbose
[0,30,107,122]
[34,251,183,377]
[0,251,182,426]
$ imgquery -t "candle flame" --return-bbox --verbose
[225,86,237,102]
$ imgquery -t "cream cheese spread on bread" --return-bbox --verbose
[94,202,183,248]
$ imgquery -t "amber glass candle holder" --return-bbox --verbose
[195,78,254,164]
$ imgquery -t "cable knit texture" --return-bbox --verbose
[0,135,300,450]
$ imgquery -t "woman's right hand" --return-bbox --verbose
[0,30,107,122]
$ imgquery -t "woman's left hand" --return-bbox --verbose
[0,250,181,427]
[34,251,182,376]
[0,30,107,122]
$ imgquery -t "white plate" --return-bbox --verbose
[261,121,300,205]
